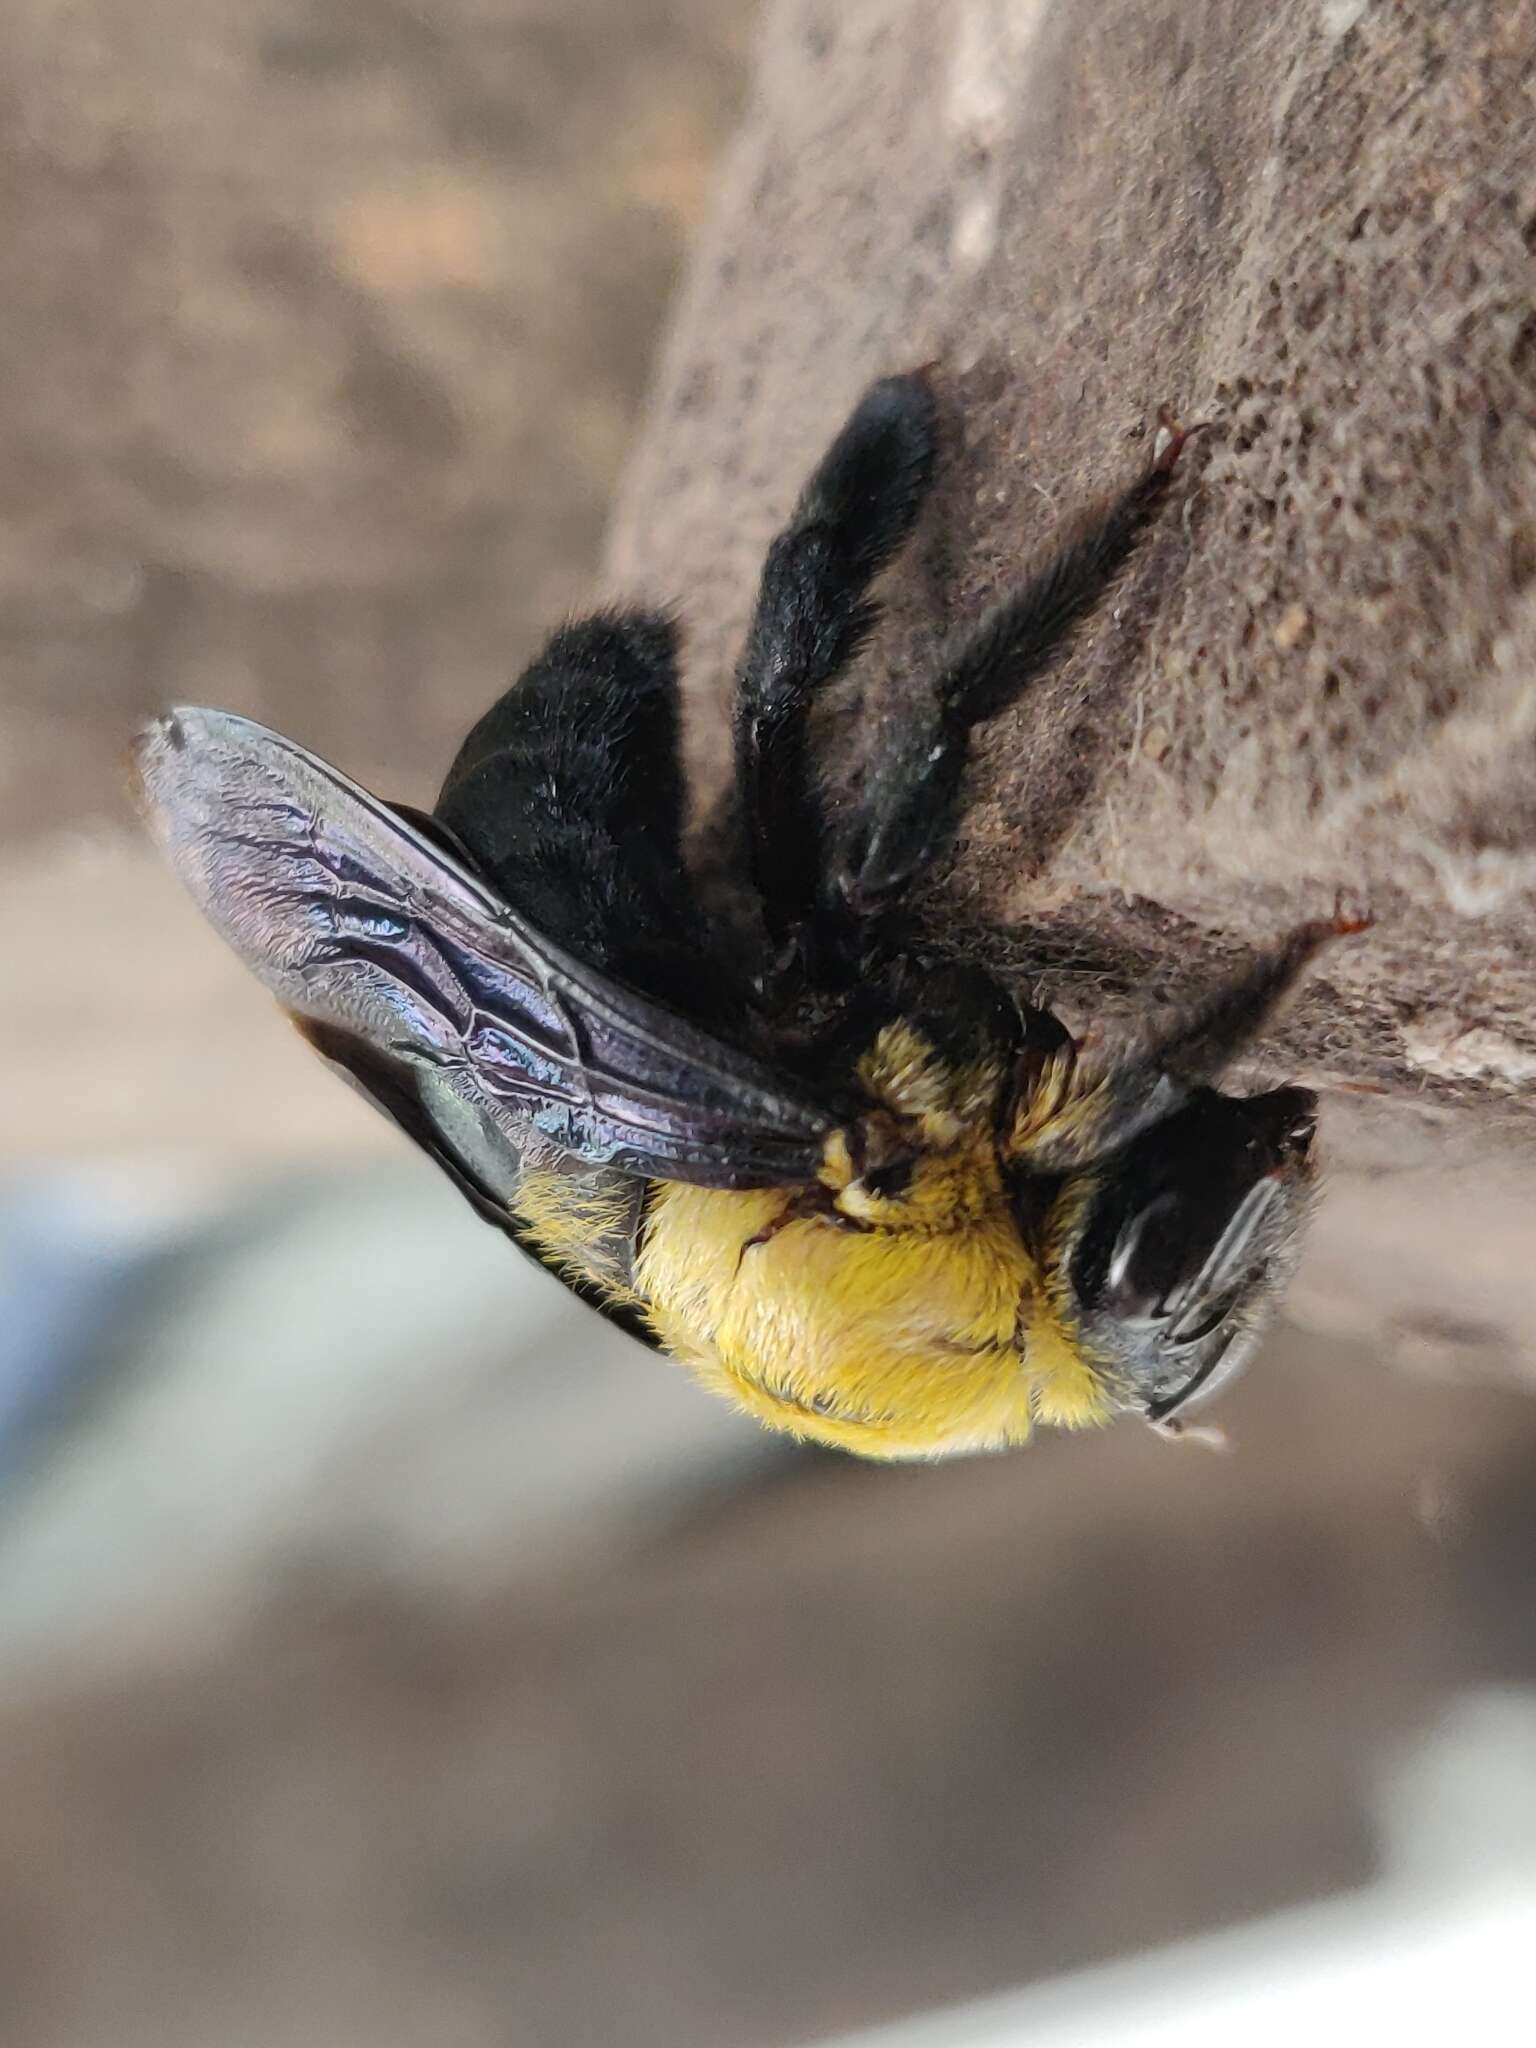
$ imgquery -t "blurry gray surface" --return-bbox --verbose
[0,1162,771,1666]
[2,1326,1535,2047]
[820,1691,1536,2046]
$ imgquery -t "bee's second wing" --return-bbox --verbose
[136,708,830,1189]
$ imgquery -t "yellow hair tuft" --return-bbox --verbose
[513,1167,647,1309]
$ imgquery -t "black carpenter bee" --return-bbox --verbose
[137,372,1357,1458]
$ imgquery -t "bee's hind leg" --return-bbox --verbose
[435,609,742,1024]
[837,409,1208,920]
[733,370,939,966]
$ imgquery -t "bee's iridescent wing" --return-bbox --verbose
[136,708,829,1191]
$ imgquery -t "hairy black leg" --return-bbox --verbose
[434,609,740,1025]
[839,413,1206,915]
[1014,906,1369,1173]
[1136,905,1369,1088]
[733,370,939,953]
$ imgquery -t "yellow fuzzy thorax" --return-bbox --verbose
[631,1021,1115,1460]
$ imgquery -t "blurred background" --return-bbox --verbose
[1,3,1534,2045]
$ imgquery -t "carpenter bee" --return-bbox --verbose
[136,372,1355,1459]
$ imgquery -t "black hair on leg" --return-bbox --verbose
[733,371,939,952]
[838,414,1205,917]
[1134,906,1368,1088]
[1017,906,1368,1173]
[435,609,741,1025]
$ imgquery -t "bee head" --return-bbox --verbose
[1059,1085,1318,1425]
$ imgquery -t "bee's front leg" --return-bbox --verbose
[1137,901,1371,1089]
[1011,905,1370,1173]
[733,369,939,959]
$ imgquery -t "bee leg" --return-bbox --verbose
[1018,905,1369,1171]
[1137,902,1371,1085]
[734,370,939,961]
[838,410,1209,917]
[436,609,741,1024]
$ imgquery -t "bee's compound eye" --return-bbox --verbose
[1103,1191,1186,1320]
[1065,1085,1316,1423]
[1163,1177,1285,1341]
